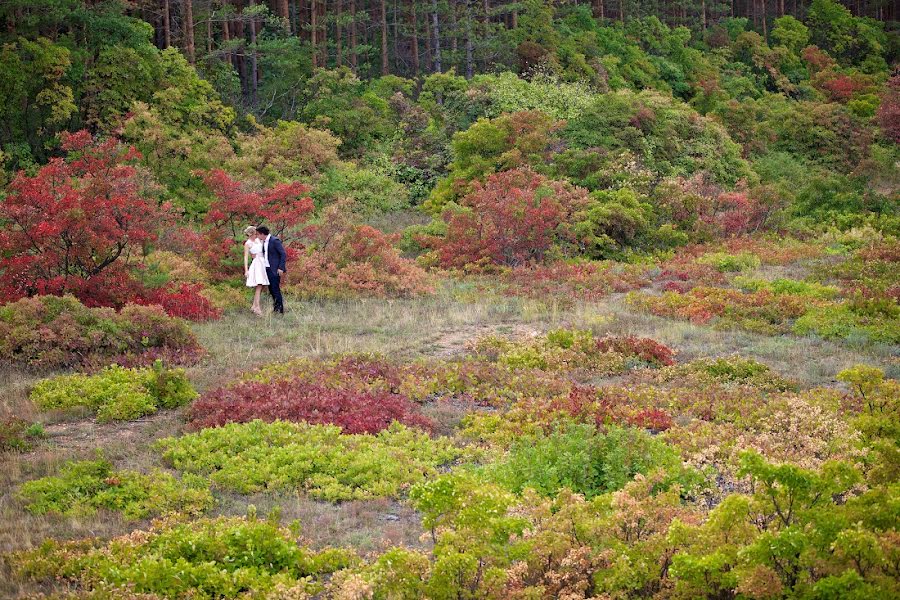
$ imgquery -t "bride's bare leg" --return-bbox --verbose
[252,286,263,314]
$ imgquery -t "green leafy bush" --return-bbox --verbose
[485,422,683,498]
[31,362,197,422]
[156,420,461,501]
[697,251,762,272]
[18,459,212,519]
[10,516,355,598]
[793,302,899,344]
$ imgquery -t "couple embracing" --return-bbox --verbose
[243,225,286,316]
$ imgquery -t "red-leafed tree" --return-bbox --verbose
[200,169,315,274]
[437,168,589,268]
[0,130,169,306]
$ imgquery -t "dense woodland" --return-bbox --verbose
[0,1,898,599]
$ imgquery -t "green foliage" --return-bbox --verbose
[31,362,197,422]
[157,420,460,501]
[485,422,683,498]
[793,302,900,345]
[311,162,410,215]
[0,418,45,453]
[697,251,762,272]
[18,459,213,519]
[10,516,356,598]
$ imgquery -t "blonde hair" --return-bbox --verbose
[244,225,258,236]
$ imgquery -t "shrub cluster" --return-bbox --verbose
[157,420,460,501]
[188,379,434,433]
[31,362,197,422]
[10,516,356,598]
[0,295,202,369]
[472,329,677,374]
[495,260,653,304]
[0,418,45,453]
[139,283,223,322]
[18,459,213,519]
[484,422,684,499]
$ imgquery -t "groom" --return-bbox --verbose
[256,225,286,314]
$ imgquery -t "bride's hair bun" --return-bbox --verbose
[244,225,258,236]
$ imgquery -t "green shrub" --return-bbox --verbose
[734,276,840,299]
[793,303,900,344]
[697,251,761,272]
[484,422,683,498]
[18,459,213,519]
[31,362,197,422]
[10,516,355,598]
[663,356,795,392]
[156,420,461,501]
[0,418,45,453]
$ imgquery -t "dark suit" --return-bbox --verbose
[263,235,287,313]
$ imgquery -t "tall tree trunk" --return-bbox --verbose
[349,0,357,72]
[311,0,318,68]
[593,0,604,19]
[451,0,458,60]
[618,0,624,22]
[162,0,171,47]
[380,0,389,75]
[336,0,343,66]
[277,0,290,24]
[425,7,433,72]
[393,0,400,73]
[250,1,258,108]
[183,0,195,63]
[465,0,473,78]
[206,11,212,54]
[432,0,441,73]
[761,0,768,39]
[701,0,706,30]
[511,8,516,28]
[410,1,419,76]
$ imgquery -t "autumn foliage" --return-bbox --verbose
[0,131,168,306]
[437,168,589,268]
[200,169,315,274]
[188,379,434,433]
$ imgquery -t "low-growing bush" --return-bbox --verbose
[734,276,840,299]
[483,422,684,498]
[188,379,433,433]
[627,286,814,333]
[660,356,795,392]
[471,329,676,374]
[244,353,571,407]
[0,295,202,369]
[157,420,461,501]
[290,202,433,298]
[497,260,653,304]
[10,516,356,598]
[18,459,213,519]
[31,362,197,422]
[139,283,223,322]
[793,302,900,344]
[696,251,762,272]
[0,418,45,452]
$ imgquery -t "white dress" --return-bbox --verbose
[245,239,270,287]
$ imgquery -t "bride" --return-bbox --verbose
[243,225,269,315]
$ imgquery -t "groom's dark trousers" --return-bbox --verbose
[263,235,287,314]
[266,267,284,314]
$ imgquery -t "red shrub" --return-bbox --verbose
[0,131,169,306]
[188,380,434,433]
[595,336,677,367]
[291,202,432,298]
[438,168,589,268]
[498,261,651,304]
[201,170,314,276]
[140,283,222,322]
[627,408,674,432]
